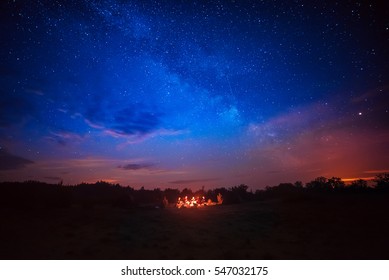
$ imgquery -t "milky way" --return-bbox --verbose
[0,0,388,188]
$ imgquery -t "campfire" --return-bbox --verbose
[176,193,223,208]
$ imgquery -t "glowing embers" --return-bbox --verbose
[176,194,223,208]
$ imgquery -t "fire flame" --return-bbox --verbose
[176,194,222,208]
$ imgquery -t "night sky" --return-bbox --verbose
[1,0,388,189]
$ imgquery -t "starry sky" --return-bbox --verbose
[1,0,388,189]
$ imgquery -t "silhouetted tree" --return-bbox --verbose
[306,177,330,191]
[163,188,180,203]
[194,186,206,199]
[374,173,389,191]
[328,177,346,190]
[294,181,303,189]
[181,188,193,198]
[211,187,228,201]
[229,184,250,202]
[262,182,303,200]
[4,174,389,212]
[349,179,368,192]
[254,189,266,201]
[276,183,296,192]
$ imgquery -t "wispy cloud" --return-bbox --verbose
[47,130,84,146]
[25,88,44,96]
[37,157,117,170]
[83,106,186,143]
[0,148,34,170]
[118,163,154,170]
[363,170,389,174]
[247,102,334,142]
[351,85,389,103]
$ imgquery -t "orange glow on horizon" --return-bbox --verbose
[341,177,375,182]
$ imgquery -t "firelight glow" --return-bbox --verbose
[0,1,388,189]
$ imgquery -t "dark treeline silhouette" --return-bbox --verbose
[0,173,388,211]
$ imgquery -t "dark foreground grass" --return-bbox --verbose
[1,193,389,259]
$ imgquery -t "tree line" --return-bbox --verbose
[0,173,388,210]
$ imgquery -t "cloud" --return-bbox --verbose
[25,88,44,96]
[247,102,332,140]
[168,178,220,184]
[247,89,389,148]
[56,158,117,169]
[84,105,185,142]
[351,85,389,103]
[112,108,162,135]
[118,163,154,170]
[0,148,34,170]
[84,105,163,136]
[47,130,84,146]
[363,170,389,174]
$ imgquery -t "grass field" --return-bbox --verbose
[1,193,389,259]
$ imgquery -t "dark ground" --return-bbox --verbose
[1,193,389,259]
